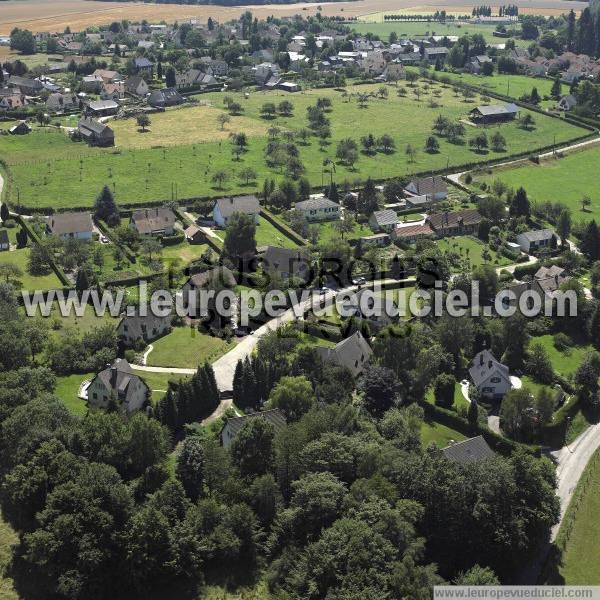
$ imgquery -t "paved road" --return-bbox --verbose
[550,422,600,541]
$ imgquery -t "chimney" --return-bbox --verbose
[488,360,492,368]
[110,364,118,388]
[480,353,484,366]
[145,209,149,218]
[555,275,559,286]
[230,197,234,204]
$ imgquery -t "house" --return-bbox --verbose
[86,99,119,117]
[101,81,125,101]
[46,212,94,240]
[0,95,28,110]
[93,69,122,84]
[405,195,432,210]
[359,233,390,248]
[468,54,493,74]
[87,359,149,413]
[442,436,495,464]
[381,62,405,81]
[130,208,177,236]
[7,75,43,95]
[175,69,218,90]
[369,209,398,233]
[316,331,373,376]
[8,121,31,135]
[220,409,286,448]
[534,265,569,300]
[394,223,433,244]
[404,176,447,201]
[117,310,172,345]
[294,196,340,222]
[469,349,512,399]
[182,267,237,317]
[184,224,205,244]
[81,74,104,93]
[147,88,184,108]
[426,209,482,238]
[516,229,558,254]
[46,92,79,112]
[125,76,150,97]
[469,103,519,124]
[77,118,115,147]
[558,94,577,111]
[213,195,260,228]
[134,57,154,75]
[424,46,448,63]
[262,246,311,282]
[278,81,300,93]
[0,230,9,251]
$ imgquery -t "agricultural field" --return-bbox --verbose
[147,326,232,369]
[558,448,600,584]
[473,146,600,223]
[1,82,586,211]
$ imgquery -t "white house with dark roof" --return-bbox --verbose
[469,349,512,400]
[213,195,260,228]
[220,409,286,448]
[316,331,373,376]
[87,359,149,413]
[46,212,93,240]
[404,176,448,201]
[294,196,340,222]
[117,310,172,346]
[130,208,177,236]
[516,229,558,255]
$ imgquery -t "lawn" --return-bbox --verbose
[436,235,512,270]
[54,372,93,416]
[1,82,586,211]
[0,246,63,291]
[160,240,210,267]
[110,103,269,149]
[533,334,593,378]
[38,300,118,335]
[425,381,470,412]
[421,419,466,447]
[313,219,374,244]
[148,326,232,369]
[558,447,600,584]
[255,218,300,248]
[474,146,600,223]
[133,370,190,404]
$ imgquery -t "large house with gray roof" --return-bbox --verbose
[442,436,495,464]
[404,176,448,201]
[46,212,93,240]
[469,349,512,400]
[516,229,558,255]
[87,359,149,413]
[213,195,260,228]
[77,118,114,147]
[220,409,286,448]
[117,310,172,346]
[316,331,373,376]
[294,196,340,222]
[369,209,398,233]
[130,208,177,236]
[469,103,519,124]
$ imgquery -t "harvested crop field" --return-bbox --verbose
[0,0,587,35]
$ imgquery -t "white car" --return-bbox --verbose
[99,235,109,244]
[352,277,366,285]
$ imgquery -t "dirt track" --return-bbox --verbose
[0,0,589,34]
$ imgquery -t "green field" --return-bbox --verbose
[475,146,600,223]
[0,246,63,291]
[1,82,585,211]
[255,218,300,248]
[533,335,593,378]
[148,326,232,369]
[54,372,93,416]
[313,219,374,244]
[351,20,524,45]
[558,448,600,584]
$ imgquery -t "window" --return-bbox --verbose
[482,387,493,393]
[93,392,97,399]
[490,377,501,383]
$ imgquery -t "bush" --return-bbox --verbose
[161,232,185,246]
[434,373,455,408]
[553,332,572,353]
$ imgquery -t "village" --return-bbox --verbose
[1,4,600,599]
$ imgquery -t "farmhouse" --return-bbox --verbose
[469,103,519,124]
[134,57,154,75]
[46,212,93,240]
[404,176,448,201]
[117,310,172,345]
[442,436,495,464]
[147,88,184,108]
[46,93,78,112]
[213,195,260,228]
[262,246,311,282]
[0,95,27,110]
[77,118,115,147]
[86,99,119,117]
[394,223,433,244]
[101,82,125,101]
[220,409,286,448]
[8,121,31,135]
[516,229,558,254]
[469,349,512,400]
[7,75,43,95]
[426,209,482,237]
[130,208,177,236]
[405,195,431,210]
[87,359,149,413]
[369,209,398,233]
[81,74,103,93]
[93,69,122,84]
[316,331,373,377]
[0,230,9,251]
[294,196,340,222]
[175,69,218,90]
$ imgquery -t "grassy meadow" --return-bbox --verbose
[1,82,586,211]
[474,146,600,223]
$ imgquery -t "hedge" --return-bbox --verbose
[260,208,308,247]
[161,231,185,246]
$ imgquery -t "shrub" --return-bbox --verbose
[553,332,572,353]
[434,373,456,408]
